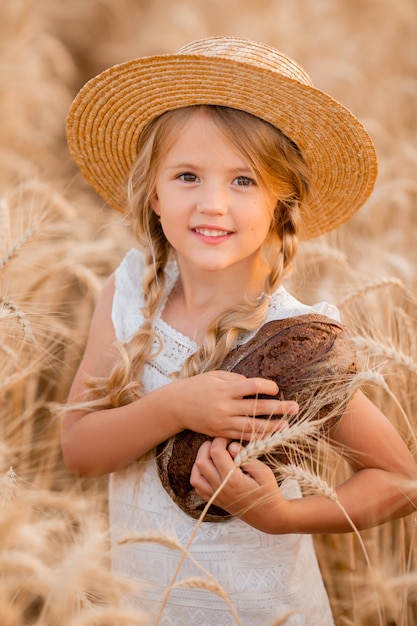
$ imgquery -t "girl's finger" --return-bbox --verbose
[236,416,289,441]
[207,437,240,476]
[191,440,224,488]
[227,442,275,484]
[240,376,279,398]
[244,398,299,418]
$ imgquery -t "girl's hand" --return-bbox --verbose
[169,370,298,441]
[190,437,288,533]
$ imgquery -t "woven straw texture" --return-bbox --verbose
[66,36,378,240]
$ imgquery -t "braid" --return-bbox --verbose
[84,242,170,410]
[177,297,271,378]
[265,196,303,292]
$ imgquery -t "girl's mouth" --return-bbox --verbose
[193,227,232,238]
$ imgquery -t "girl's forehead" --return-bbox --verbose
[160,112,253,168]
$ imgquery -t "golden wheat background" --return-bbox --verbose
[1,0,416,624]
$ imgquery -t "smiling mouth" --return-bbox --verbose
[193,228,232,237]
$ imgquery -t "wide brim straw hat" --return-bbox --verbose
[66,36,378,240]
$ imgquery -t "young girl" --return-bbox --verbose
[62,37,417,625]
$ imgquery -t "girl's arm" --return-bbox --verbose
[60,276,298,478]
[190,391,417,533]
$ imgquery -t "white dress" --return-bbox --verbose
[109,248,337,626]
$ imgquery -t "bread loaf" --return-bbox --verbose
[156,313,357,521]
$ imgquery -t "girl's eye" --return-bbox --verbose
[234,175,255,187]
[179,172,198,183]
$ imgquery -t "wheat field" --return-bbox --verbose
[1,0,416,624]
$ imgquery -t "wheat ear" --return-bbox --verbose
[0,223,38,273]
[338,276,408,309]
[0,297,35,342]
[353,335,417,376]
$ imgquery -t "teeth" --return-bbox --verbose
[195,228,229,237]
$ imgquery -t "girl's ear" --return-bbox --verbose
[150,194,160,216]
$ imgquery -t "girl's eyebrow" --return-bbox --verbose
[164,162,198,171]
[164,162,255,175]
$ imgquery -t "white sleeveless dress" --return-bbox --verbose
[109,248,337,626]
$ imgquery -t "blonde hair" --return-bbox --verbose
[84,105,310,408]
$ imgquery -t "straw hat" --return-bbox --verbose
[66,36,378,240]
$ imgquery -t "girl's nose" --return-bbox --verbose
[196,183,228,215]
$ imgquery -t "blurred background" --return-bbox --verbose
[0,1,416,624]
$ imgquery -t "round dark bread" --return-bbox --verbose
[156,313,357,521]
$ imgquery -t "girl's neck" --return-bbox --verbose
[177,255,270,307]
[161,258,273,342]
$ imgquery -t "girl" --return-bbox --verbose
[62,37,417,625]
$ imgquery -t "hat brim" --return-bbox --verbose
[66,53,378,240]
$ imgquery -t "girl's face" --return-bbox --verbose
[151,109,277,278]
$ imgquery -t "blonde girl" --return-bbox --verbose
[62,37,417,625]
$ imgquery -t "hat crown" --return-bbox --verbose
[177,37,314,88]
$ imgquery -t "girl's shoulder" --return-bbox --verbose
[114,247,178,294]
[112,248,146,342]
[266,285,340,322]
[112,248,178,343]
[114,247,145,292]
